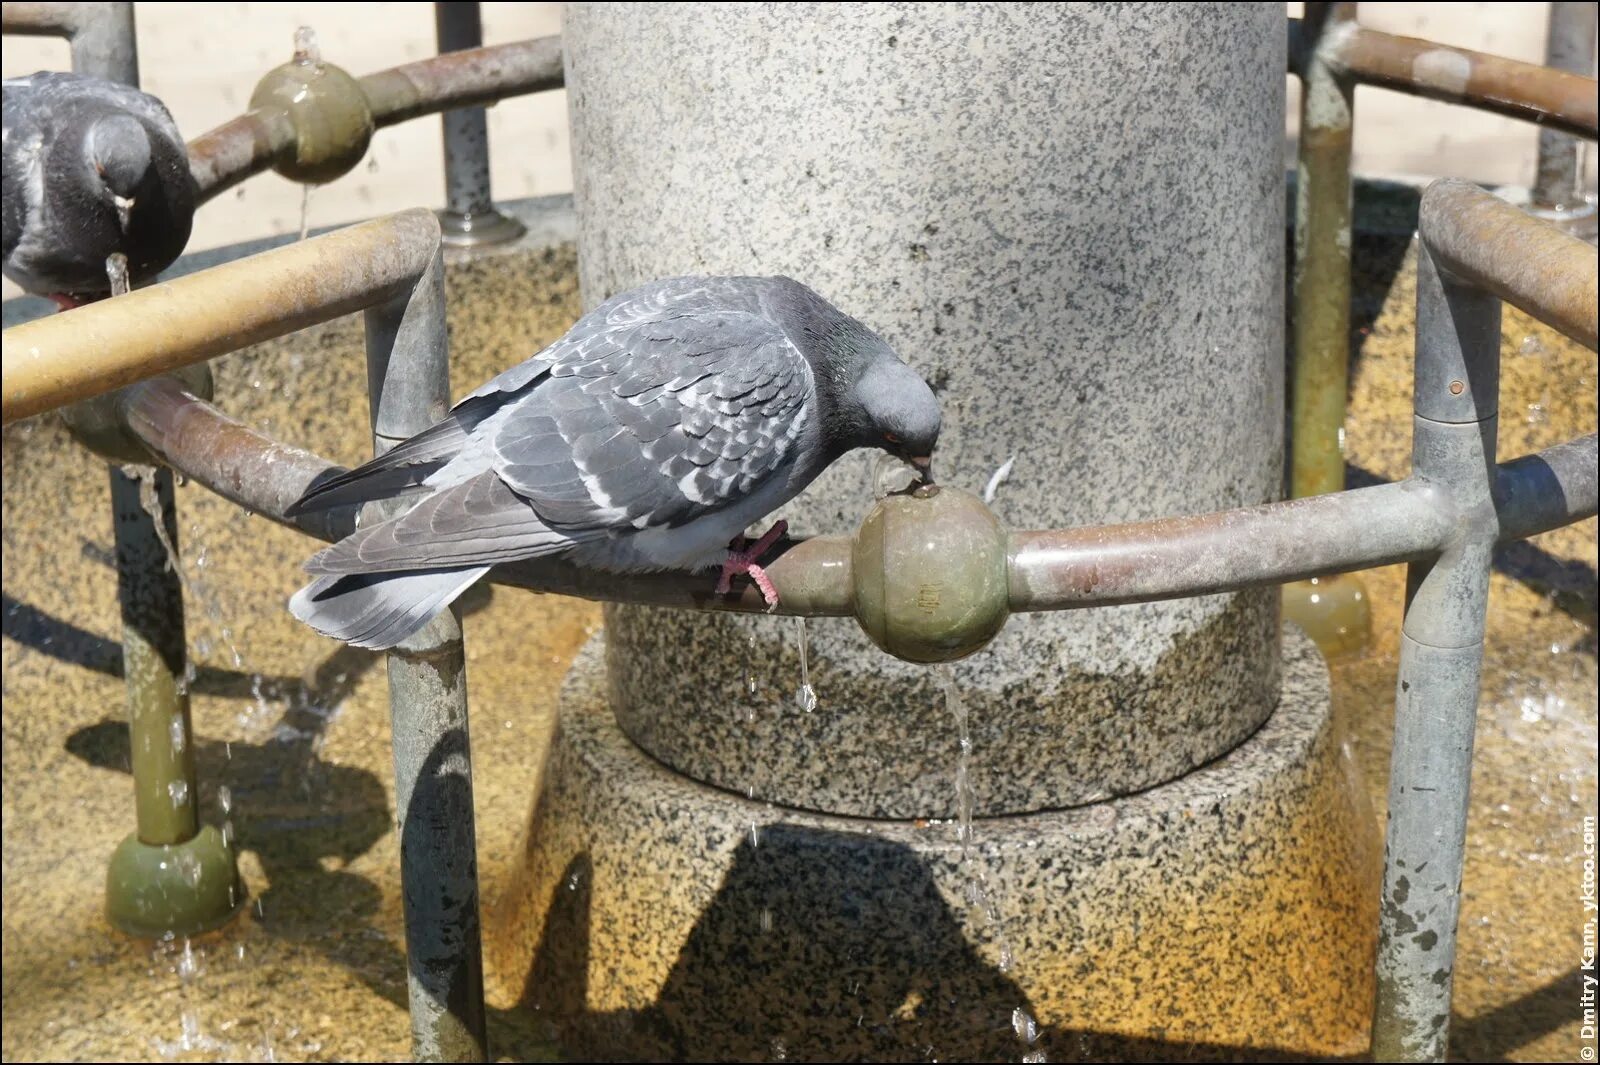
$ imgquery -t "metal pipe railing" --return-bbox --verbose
[186,35,563,202]
[1,212,439,425]
[0,1,137,83]
[116,374,1598,620]
[2,211,488,1060]
[1329,22,1600,137]
[1,0,247,940]
[1419,177,1600,348]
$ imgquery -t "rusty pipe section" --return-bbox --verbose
[0,210,439,425]
[1329,25,1599,138]
[362,33,563,126]
[117,380,1598,620]
[1421,179,1600,350]
[188,36,563,200]
[118,378,852,617]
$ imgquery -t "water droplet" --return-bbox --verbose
[105,253,130,296]
[169,717,187,754]
[1012,1007,1039,1043]
[794,618,817,711]
[168,779,189,806]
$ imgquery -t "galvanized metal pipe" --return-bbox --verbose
[433,2,524,246]
[1372,216,1503,1063]
[1,210,439,425]
[1421,179,1599,350]
[1534,2,1599,212]
[0,1,138,83]
[187,36,563,201]
[362,224,488,1064]
[1331,23,1600,138]
[1291,2,1357,501]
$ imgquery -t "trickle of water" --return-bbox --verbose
[743,631,760,700]
[794,618,817,712]
[939,665,1025,998]
[292,25,322,67]
[217,785,233,816]
[169,715,187,754]
[872,452,917,499]
[759,907,774,934]
[105,253,130,297]
[298,184,313,242]
[1011,1007,1039,1044]
[749,820,761,848]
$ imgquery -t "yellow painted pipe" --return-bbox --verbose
[1,209,439,426]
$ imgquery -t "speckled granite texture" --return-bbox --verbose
[565,2,1289,816]
[488,627,1376,1062]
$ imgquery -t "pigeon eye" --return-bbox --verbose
[883,432,901,444]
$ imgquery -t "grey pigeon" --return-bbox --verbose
[2,71,196,302]
[287,276,941,650]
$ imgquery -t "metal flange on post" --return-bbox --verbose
[433,2,525,246]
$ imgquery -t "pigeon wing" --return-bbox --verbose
[488,303,813,532]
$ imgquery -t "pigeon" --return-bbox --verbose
[2,71,196,305]
[287,275,942,650]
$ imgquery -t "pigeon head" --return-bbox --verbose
[86,113,152,206]
[852,356,941,479]
[771,277,943,479]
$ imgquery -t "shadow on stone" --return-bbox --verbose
[514,824,1357,1063]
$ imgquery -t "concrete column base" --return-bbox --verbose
[487,627,1377,1061]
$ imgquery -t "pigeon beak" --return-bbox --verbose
[909,456,934,483]
[113,194,136,234]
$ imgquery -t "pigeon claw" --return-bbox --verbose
[715,519,788,611]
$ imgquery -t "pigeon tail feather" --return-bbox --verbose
[288,565,489,650]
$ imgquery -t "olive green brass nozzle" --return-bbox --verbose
[250,57,374,185]
[106,825,244,939]
[851,484,1010,663]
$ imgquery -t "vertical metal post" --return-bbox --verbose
[1284,2,1371,656]
[111,467,197,846]
[21,0,249,939]
[1372,240,1501,1062]
[1291,1,1356,500]
[0,2,138,83]
[1532,2,1598,219]
[71,1,138,83]
[433,1,524,247]
[363,226,488,1063]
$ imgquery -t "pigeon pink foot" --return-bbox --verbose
[716,519,788,609]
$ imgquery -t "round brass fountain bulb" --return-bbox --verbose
[250,57,375,185]
[851,484,1011,663]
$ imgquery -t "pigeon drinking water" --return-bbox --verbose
[288,276,941,650]
[2,71,196,305]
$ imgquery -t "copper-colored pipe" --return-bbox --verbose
[0,210,439,425]
[186,36,563,200]
[1421,179,1600,351]
[1331,25,1599,138]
